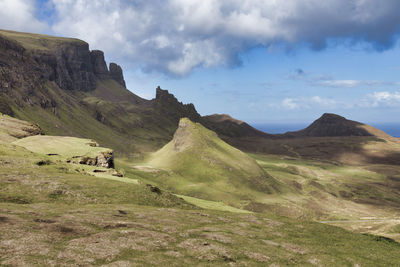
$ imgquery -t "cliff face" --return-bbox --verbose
[0,30,205,153]
[109,63,126,87]
[0,30,126,94]
[33,43,126,91]
[154,86,201,123]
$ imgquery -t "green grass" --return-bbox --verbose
[175,194,251,213]
[142,118,280,207]
[2,202,400,266]
[13,135,111,158]
[0,29,84,51]
[0,113,40,143]
[0,142,189,207]
[2,117,400,265]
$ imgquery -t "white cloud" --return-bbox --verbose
[2,0,400,76]
[47,0,400,76]
[0,0,47,32]
[366,91,400,107]
[282,98,301,110]
[281,96,339,110]
[319,80,362,88]
[317,79,400,88]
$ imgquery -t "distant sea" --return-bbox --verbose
[251,123,400,137]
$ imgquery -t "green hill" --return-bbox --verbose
[0,29,201,155]
[146,118,279,207]
[2,29,400,265]
[1,117,400,266]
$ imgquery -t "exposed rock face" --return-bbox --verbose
[154,86,201,123]
[33,42,97,91]
[90,50,109,79]
[75,151,114,168]
[97,151,114,168]
[109,63,126,88]
[0,32,129,94]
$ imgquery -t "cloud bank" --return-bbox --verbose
[2,0,400,76]
[0,0,47,32]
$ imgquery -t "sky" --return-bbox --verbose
[1,0,400,125]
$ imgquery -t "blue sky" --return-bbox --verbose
[1,0,400,125]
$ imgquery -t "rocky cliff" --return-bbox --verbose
[154,86,201,123]
[0,29,205,153]
[0,30,126,93]
[109,63,126,87]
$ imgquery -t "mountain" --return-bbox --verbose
[284,113,399,142]
[202,113,270,138]
[0,29,200,154]
[146,118,279,205]
[219,113,400,165]
[2,29,400,265]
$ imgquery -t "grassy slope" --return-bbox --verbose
[13,135,111,158]
[3,202,400,266]
[0,29,84,50]
[0,29,180,155]
[1,109,400,266]
[1,141,400,266]
[125,120,400,241]
[0,114,41,143]
[145,118,279,207]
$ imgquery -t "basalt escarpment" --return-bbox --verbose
[0,30,209,153]
[0,30,126,94]
[154,86,201,123]
[109,63,126,88]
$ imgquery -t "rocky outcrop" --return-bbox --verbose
[47,42,97,91]
[0,30,129,94]
[154,86,201,123]
[109,63,126,88]
[90,50,109,79]
[78,151,114,168]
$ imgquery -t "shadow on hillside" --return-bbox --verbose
[223,136,400,166]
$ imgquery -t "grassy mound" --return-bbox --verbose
[145,118,279,207]
[13,135,114,168]
[13,135,111,158]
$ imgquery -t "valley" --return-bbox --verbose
[1,29,400,266]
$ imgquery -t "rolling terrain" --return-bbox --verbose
[1,29,400,265]
[1,114,400,266]
[0,29,200,154]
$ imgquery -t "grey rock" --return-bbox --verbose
[109,63,126,88]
